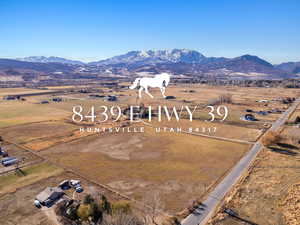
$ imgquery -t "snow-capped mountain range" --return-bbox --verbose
[17,56,84,65]
[6,49,300,79]
[89,49,206,65]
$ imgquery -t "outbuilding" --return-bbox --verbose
[1,157,19,167]
[3,95,16,100]
[35,187,64,207]
[104,95,117,101]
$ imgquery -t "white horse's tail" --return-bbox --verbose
[129,78,141,89]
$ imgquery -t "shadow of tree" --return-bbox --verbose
[269,146,298,156]
[277,142,299,150]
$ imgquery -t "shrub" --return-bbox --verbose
[90,202,103,223]
[66,205,79,221]
[162,216,181,225]
[112,200,131,214]
[100,195,112,215]
[77,204,92,221]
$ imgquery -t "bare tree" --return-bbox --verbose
[261,131,282,147]
[142,191,164,225]
[101,212,145,225]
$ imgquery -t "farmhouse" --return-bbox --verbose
[35,187,64,207]
[52,97,62,102]
[242,114,257,121]
[165,95,176,99]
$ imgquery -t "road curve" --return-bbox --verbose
[182,98,300,225]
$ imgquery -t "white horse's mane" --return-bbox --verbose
[129,73,171,98]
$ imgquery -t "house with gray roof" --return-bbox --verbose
[35,187,64,207]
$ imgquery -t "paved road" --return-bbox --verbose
[182,98,300,225]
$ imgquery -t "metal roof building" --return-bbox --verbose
[36,187,64,206]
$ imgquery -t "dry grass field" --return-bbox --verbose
[287,109,300,123]
[281,126,300,140]
[39,127,250,213]
[0,85,299,219]
[0,101,70,128]
[0,88,57,97]
[0,121,78,144]
[209,132,300,225]
[146,119,261,142]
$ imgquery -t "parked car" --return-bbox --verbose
[0,147,8,157]
[0,151,8,157]
[34,200,42,208]
[70,180,84,193]
[58,180,72,190]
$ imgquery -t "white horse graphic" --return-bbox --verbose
[129,73,170,98]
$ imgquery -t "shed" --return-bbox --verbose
[1,157,19,167]
[1,157,15,163]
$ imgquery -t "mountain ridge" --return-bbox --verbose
[14,49,299,69]
[1,49,298,80]
[89,49,206,65]
[17,56,85,65]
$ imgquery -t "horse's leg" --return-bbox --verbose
[161,87,166,98]
[145,86,154,98]
[138,87,143,98]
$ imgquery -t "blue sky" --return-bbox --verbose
[0,0,299,63]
